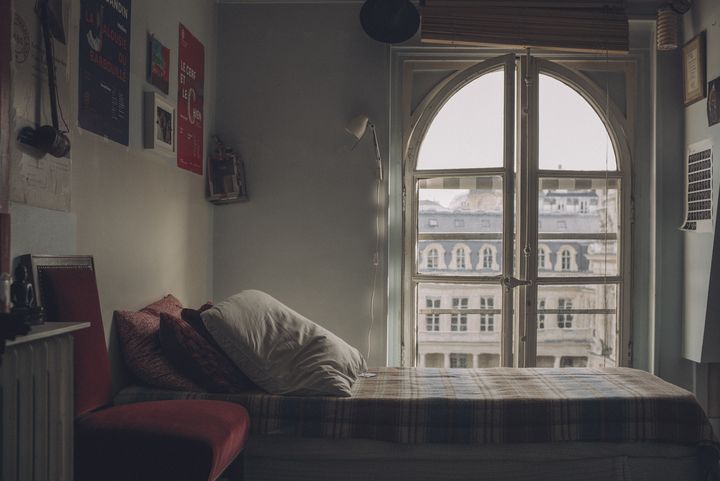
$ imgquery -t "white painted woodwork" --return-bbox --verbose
[1,322,88,481]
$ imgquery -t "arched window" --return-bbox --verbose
[456,248,466,269]
[538,245,549,270]
[482,248,493,269]
[452,244,471,271]
[427,249,439,269]
[560,250,571,271]
[405,55,629,369]
[477,244,498,271]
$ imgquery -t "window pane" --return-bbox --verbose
[417,70,505,170]
[417,283,502,368]
[536,284,617,368]
[538,177,619,277]
[539,74,617,171]
[418,176,503,276]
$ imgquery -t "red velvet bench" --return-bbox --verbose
[30,255,249,481]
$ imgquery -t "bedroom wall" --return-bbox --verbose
[680,0,720,424]
[10,0,218,382]
[213,4,389,367]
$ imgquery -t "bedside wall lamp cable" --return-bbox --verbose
[346,115,384,365]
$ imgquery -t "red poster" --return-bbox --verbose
[177,24,204,175]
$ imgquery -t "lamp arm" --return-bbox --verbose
[369,123,383,182]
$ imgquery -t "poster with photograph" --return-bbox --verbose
[147,34,169,94]
[78,0,131,145]
[177,23,204,175]
[681,139,713,233]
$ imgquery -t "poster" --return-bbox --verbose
[10,0,72,211]
[147,34,169,94]
[708,76,720,127]
[177,24,204,175]
[78,0,131,146]
[681,140,713,233]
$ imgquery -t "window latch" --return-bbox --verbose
[501,276,532,291]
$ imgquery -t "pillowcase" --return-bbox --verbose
[115,295,202,391]
[159,312,255,393]
[201,290,367,397]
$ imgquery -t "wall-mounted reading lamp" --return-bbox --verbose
[345,114,384,367]
[345,115,383,181]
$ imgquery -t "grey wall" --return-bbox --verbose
[649,22,695,387]
[682,0,720,363]
[680,0,720,421]
[213,4,389,367]
[11,0,218,362]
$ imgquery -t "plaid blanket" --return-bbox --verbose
[114,367,717,446]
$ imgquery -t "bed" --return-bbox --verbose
[115,366,720,481]
[22,255,719,480]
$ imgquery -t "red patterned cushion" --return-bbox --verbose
[115,296,202,391]
[159,313,254,393]
[142,294,184,319]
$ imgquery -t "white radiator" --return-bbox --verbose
[1,333,74,481]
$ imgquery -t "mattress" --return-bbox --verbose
[114,367,718,448]
[242,437,707,481]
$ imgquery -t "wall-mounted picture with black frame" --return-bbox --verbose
[683,32,706,106]
[207,136,248,204]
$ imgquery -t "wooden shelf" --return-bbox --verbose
[6,322,89,347]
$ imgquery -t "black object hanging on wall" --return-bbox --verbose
[17,0,70,158]
[360,0,420,44]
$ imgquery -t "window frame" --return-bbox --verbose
[394,52,634,369]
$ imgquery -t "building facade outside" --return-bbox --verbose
[416,184,618,369]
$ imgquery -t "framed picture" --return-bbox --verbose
[683,32,706,106]
[143,92,175,155]
[708,76,720,126]
[147,34,170,94]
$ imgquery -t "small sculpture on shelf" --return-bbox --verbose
[10,264,45,325]
[11,264,35,310]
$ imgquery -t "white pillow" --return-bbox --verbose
[201,290,367,397]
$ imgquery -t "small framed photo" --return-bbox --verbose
[708,76,720,126]
[143,92,175,155]
[683,32,706,106]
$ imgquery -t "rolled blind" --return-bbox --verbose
[421,0,629,53]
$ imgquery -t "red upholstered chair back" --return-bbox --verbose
[28,256,114,417]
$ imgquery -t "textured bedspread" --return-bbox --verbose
[114,367,717,446]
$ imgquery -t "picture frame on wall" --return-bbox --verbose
[143,92,175,155]
[147,34,170,94]
[683,32,706,106]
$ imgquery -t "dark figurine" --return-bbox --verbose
[10,265,44,326]
[11,264,35,309]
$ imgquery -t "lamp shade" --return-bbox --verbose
[346,115,370,140]
[360,0,420,44]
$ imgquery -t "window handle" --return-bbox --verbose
[501,275,532,291]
